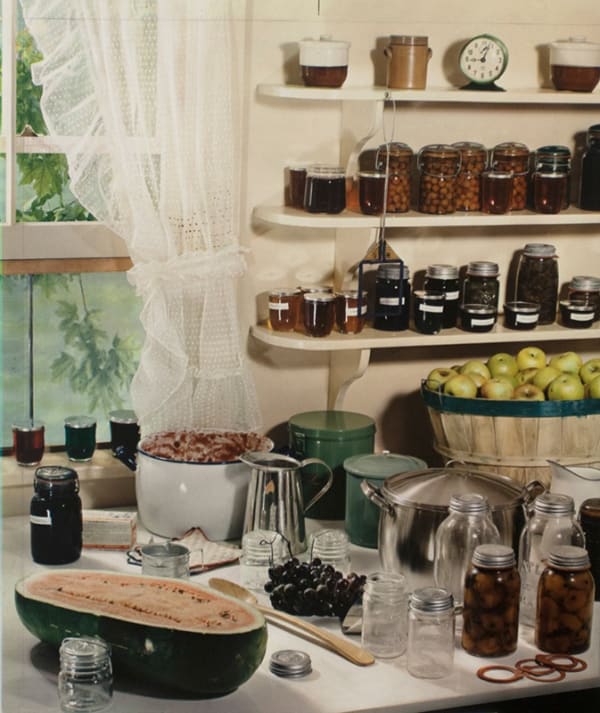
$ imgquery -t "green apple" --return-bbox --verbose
[496,374,519,389]
[425,367,458,392]
[480,377,514,400]
[443,374,478,398]
[468,372,488,390]
[516,346,547,371]
[548,351,583,375]
[533,366,561,392]
[487,352,519,379]
[588,374,600,399]
[547,374,585,401]
[460,360,491,381]
[513,383,545,401]
[515,368,539,386]
[580,358,600,385]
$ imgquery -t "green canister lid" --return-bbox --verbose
[288,411,375,439]
[344,452,427,480]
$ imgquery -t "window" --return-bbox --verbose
[1,1,143,448]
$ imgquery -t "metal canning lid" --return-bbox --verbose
[376,263,403,280]
[461,304,497,315]
[547,545,590,569]
[12,419,44,432]
[533,492,575,515]
[466,261,499,277]
[472,543,515,569]
[503,301,540,314]
[64,415,96,429]
[270,650,312,677]
[492,141,529,157]
[561,300,595,313]
[409,587,454,613]
[300,284,333,294]
[269,287,301,297]
[335,289,367,299]
[523,243,556,257]
[449,492,490,514]
[426,264,459,280]
[109,409,137,425]
[570,275,600,291]
[34,465,79,493]
[306,164,345,178]
[303,291,336,303]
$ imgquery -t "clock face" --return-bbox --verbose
[459,35,508,84]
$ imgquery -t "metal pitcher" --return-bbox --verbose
[241,451,333,555]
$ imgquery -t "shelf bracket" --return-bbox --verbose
[327,349,371,410]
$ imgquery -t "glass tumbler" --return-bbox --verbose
[13,419,45,466]
[64,415,97,462]
[361,571,408,658]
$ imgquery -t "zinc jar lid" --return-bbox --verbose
[523,243,556,257]
[12,419,44,432]
[449,492,490,513]
[34,465,79,492]
[426,264,459,280]
[270,649,312,677]
[466,261,499,277]
[548,545,590,569]
[303,292,336,304]
[504,301,540,314]
[64,415,96,429]
[109,409,137,425]
[533,492,575,515]
[409,587,454,613]
[306,164,345,178]
[472,544,515,569]
[570,275,600,291]
[344,452,427,480]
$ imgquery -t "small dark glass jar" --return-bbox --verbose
[560,299,595,328]
[424,264,459,329]
[304,165,346,214]
[413,290,445,334]
[459,304,497,332]
[30,465,82,565]
[533,145,571,212]
[503,301,540,330]
[580,124,600,211]
[514,243,558,325]
[303,292,336,337]
[462,262,500,310]
[109,410,140,457]
[568,275,600,321]
[373,262,410,331]
[579,499,600,602]
[490,142,529,210]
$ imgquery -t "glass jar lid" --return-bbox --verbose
[492,141,530,158]
[452,141,487,158]
[34,465,79,492]
[409,586,454,613]
[426,264,459,280]
[448,492,490,514]
[523,243,557,257]
[570,275,600,291]
[472,543,515,569]
[535,145,571,163]
[587,124,600,140]
[60,636,111,672]
[547,545,590,569]
[466,261,499,277]
[533,492,575,516]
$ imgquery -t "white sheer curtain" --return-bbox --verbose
[20,0,261,436]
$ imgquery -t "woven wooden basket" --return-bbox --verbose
[421,385,600,487]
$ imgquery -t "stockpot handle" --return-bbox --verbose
[299,458,334,514]
[523,479,546,515]
[360,480,395,517]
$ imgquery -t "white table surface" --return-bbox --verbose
[3,513,600,713]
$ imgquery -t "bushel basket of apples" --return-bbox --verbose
[421,347,600,487]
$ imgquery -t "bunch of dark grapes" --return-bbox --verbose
[264,557,366,618]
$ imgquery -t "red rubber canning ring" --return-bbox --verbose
[523,668,566,683]
[477,665,524,684]
[515,658,553,674]
[535,653,588,672]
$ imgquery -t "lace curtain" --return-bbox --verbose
[20,0,261,436]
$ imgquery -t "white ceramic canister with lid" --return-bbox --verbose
[298,36,351,88]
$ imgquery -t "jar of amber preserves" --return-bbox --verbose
[461,544,520,658]
[418,144,461,214]
[535,545,594,654]
[452,142,486,211]
[491,142,530,210]
[376,142,413,213]
[335,290,367,334]
[268,288,301,332]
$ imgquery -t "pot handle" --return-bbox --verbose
[299,458,334,514]
[360,480,394,517]
[114,445,137,472]
[523,479,546,514]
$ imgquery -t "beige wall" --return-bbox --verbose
[241,1,600,462]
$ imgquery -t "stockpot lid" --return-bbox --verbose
[344,452,427,480]
[379,466,531,511]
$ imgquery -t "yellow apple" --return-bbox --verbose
[516,346,547,371]
[548,351,583,375]
[425,367,458,392]
[443,374,478,398]
[580,358,600,385]
[588,374,600,399]
[480,377,514,400]
[487,352,519,379]
[468,372,488,390]
[515,368,539,385]
[533,366,561,392]
[496,374,519,389]
[547,374,585,401]
[513,383,545,401]
[460,360,491,381]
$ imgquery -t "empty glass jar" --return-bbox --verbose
[407,587,455,679]
[361,571,408,658]
[58,636,113,713]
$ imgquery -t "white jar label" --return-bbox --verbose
[379,297,400,306]
[419,304,444,313]
[571,312,594,322]
[30,511,52,526]
[445,291,460,300]
[269,302,289,311]
[346,306,359,317]
[471,317,495,326]
[516,313,538,324]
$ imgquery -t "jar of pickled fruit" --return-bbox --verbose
[375,142,413,213]
[452,142,487,211]
[491,141,530,210]
[535,545,594,654]
[417,144,461,214]
[514,243,558,325]
[461,544,520,658]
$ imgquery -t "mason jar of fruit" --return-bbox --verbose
[490,141,530,210]
[375,142,413,213]
[461,544,520,658]
[535,545,594,654]
[452,142,487,211]
[417,144,461,214]
[515,243,559,325]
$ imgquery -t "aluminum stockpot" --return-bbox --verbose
[361,466,544,592]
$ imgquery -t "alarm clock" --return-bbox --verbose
[459,34,508,91]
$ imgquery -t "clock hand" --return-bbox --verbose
[480,44,490,62]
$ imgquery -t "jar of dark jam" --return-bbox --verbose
[534,145,571,211]
[560,299,595,328]
[373,262,410,331]
[568,275,600,321]
[515,243,558,325]
[491,142,530,210]
[459,304,497,332]
[452,142,486,212]
[30,465,82,565]
[413,290,445,334]
[503,301,540,330]
[580,124,600,211]
[462,262,500,310]
[358,171,387,214]
[109,410,139,458]
[461,544,520,658]
[303,292,336,337]
[297,284,334,331]
[335,290,367,334]
[304,165,346,214]
[579,499,600,602]
[424,264,459,328]
[268,288,301,332]
[417,144,461,214]
[375,142,413,213]
[535,545,594,654]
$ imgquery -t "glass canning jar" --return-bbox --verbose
[568,275,600,321]
[535,545,595,654]
[518,492,584,627]
[303,165,346,214]
[375,142,413,212]
[423,264,460,329]
[461,261,500,310]
[579,499,600,602]
[461,544,520,658]
[452,141,486,211]
[335,289,367,334]
[303,292,336,337]
[373,262,410,331]
[308,528,351,574]
[417,144,461,214]
[491,141,530,210]
[361,571,408,658]
[58,636,113,713]
[580,124,600,210]
[533,145,571,211]
[268,288,301,332]
[407,587,455,679]
[514,243,559,325]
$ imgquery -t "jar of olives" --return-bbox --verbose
[375,142,413,213]
[452,142,487,211]
[417,144,461,214]
[491,141,530,210]
[461,544,520,658]
[514,243,558,325]
[535,545,594,654]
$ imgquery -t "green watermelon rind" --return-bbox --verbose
[15,570,267,698]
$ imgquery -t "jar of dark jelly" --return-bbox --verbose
[459,304,497,333]
[560,299,595,328]
[579,499,600,602]
[423,264,459,328]
[413,290,445,334]
[304,165,346,214]
[303,292,336,337]
[373,262,410,331]
[503,301,540,330]
[580,124,600,211]
[533,145,571,211]
[109,410,140,457]
[30,465,82,565]
[568,275,600,321]
[461,261,500,310]
[515,243,558,325]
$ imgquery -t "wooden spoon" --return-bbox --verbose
[208,577,374,667]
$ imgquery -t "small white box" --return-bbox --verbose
[82,510,137,550]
